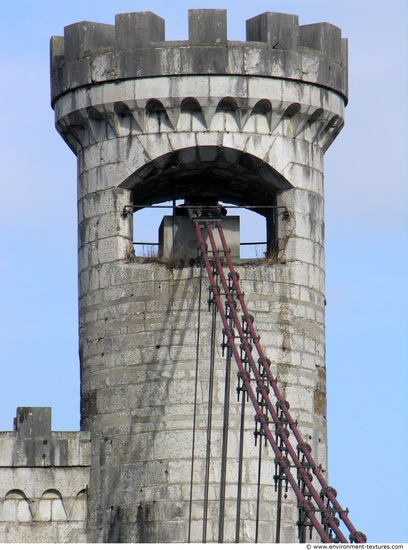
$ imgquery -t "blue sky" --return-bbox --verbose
[0,0,407,543]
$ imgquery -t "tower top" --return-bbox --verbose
[50,9,348,106]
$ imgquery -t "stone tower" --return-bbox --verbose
[49,9,347,543]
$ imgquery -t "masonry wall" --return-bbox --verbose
[67,74,337,542]
[45,8,349,543]
[78,258,327,542]
[0,408,90,543]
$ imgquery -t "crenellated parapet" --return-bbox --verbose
[1,407,91,468]
[0,408,90,543]
[50,10,348,107]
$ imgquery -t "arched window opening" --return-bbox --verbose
[122,147,291,263]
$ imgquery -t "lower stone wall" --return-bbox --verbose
[78,256,327,543]
[0,500,87,543]
[0,408,90,544]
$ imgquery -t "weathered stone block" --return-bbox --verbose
[300,22,342,63]
[0,437,14,466]
[115,12,165,50]
[188,10,227,44]
[14,408,51,439]
[246,12,299,50]
[64,22,115,62]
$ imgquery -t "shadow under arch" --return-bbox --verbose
[119,146,292,218]
[5,489,28,499]
[3,490,32,522]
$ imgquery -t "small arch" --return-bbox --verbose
[243,99,272,133]
[56,119,81,154]
[296,107,325,139]
[282,103,301,118]
[67,113,92,148]
[178,97,206,131]
[87,106,114,141]
[87,106,104,120]
[145,99,173,132]
[212,97,240,131]
[35,489,67,522]
[281,102,302,137]
[2,490,32,522]
[326,115,340,129]
[217,97,239,112]
[252,99,272,115]
[180,97,202,112]
[114,101,142,134]
[146,98,166,113]
[307,108,324,125]
[70,489,88,522]
[319,115,344,152]
[114,101,132,117]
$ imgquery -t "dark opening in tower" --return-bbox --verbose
[132,200,277,261]
[119,145,292,262]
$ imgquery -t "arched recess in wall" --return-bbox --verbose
[34,489,67,522]
[177,97,206,132]
[243,99,272,133]
[70,489,88,522]
[280,102,302,137]
[2,490,32,522]
[119,146,292,260]
[145,99,174,133]
[211,97,240,131]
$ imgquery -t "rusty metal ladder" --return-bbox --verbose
[188,205,366,544]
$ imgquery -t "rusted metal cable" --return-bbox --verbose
[255,439,263,543]
[193,220,333,543]
[204,219,345,542]
[213,219,366,544]
[190,213,366,543]
[235,390,246,542]
[218,313,233,542]
[202,280,218,543]
[188,263,204,542]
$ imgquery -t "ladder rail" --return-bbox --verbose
[201,220,349,543]
[214,220,366,543]
[193,219,333,543]
[191,214,366,544]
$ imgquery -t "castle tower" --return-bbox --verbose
[50,10,348,543]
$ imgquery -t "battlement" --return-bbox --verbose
[50,9,348,106]
[0,408,90,543]
[0,408,90,468]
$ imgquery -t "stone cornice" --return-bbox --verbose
[54,75,344,155]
